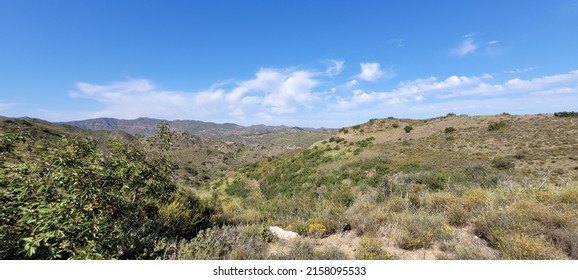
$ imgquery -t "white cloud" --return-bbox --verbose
[452,38,478,56]
[335,70,578,110]
[356,62,392,81]
[262,71,319,114]
[70,68,321,122]
[346,80,358,87]
[66,67,578,127]
[505,67,538,74]
[487,40,499,45]
[326,60,344,76]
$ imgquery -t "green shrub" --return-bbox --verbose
[0,125,214,260]
[392,123,400,128]
[404,125,413,133]
[444,127,456,133]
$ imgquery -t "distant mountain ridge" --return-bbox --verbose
[62,117,336,146]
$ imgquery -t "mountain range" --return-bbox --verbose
[62,117,335,146]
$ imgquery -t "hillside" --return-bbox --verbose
[2,113,577,260]
[194,113,578,260]
[64,117,335,147]
[0,116,294,187]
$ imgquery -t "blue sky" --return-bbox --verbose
[1,0,578,127]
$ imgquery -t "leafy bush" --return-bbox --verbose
[444,127,456,133]
[392,123,400,128]
[404,125,413,133]
[0,124,215,259]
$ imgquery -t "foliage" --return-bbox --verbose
[488,121,507,131]
[404,125,413,133]
[491,157,515,170]
[0,125,213,259]
[391,212,452,250]
[554,111,578,118]
[444,127,456,133]
[356,237,395,260]
[307,223,327,238]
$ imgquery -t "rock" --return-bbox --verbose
[269,226,300,240]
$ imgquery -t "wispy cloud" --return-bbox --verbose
[386,38,405,48]
[451,37,478,56]
[505,67,538,74]
[325,60,344,76]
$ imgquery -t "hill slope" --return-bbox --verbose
[198,113,578,260]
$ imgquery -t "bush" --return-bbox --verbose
[404,125,413,133]
[0,124,214,259]
[488,121,507,131]
[272,239,317,260]
[355,237,395,260]
[491,157,515,170]
[392,123,400,128]
[391,212,452,250]
[316,246,348,260]
[493,231,565,260]
[473,200,575,259]
[554,111,578,118]
[444,127,456,133]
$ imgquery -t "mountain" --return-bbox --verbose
[63,117,335,147]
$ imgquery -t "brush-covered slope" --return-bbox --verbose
[198,113,578,260]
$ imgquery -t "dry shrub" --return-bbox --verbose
[384,196,410,213]
[474,199,576,259]
[345,200,385,236]
[390,212,452,250]
[316,246,349,260]
[355,237,395,260]
[493,231,565,260]
[272,239,316,260]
